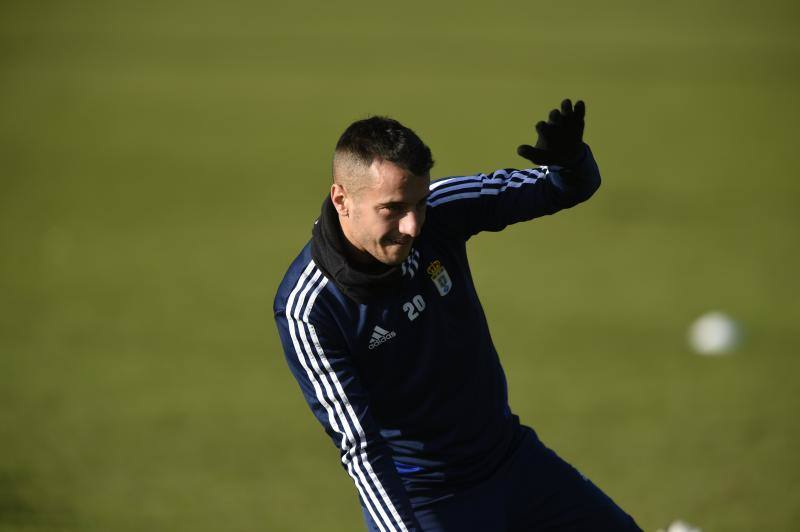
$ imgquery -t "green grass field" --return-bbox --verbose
[2,1,799,530]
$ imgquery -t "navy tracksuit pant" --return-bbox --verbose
[361,426,641,532]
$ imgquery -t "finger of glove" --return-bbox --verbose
[534,122,556,149]
[517,145,559,165]
[574,100,585,120]
[563,101,585,135]
[560,99,573,115]
[548,109,563,124]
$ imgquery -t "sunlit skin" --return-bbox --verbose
[331,158,430,266]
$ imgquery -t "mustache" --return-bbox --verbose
[382,236,413,246]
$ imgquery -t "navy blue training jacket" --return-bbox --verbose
[273,146,601,532]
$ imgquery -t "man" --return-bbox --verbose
[273,100,641,531]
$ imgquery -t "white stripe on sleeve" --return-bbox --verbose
[428,169,546,207]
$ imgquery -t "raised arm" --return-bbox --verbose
[274,262,420,532]
[427,98,600,240]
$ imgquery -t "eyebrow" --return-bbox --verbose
[378,193,430,208]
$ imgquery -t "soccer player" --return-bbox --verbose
[273,100,641,531]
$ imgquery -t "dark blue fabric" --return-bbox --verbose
[361,426,641,532]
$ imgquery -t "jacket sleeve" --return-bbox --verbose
[274,265,420,532]
[427,143,602,240]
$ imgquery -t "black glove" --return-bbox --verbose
[517,99,585,166]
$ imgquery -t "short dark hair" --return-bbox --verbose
[334,116,434,176]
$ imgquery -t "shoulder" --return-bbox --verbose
[273,242,345,326]
[421,173,491,240]
[274,242,318,312]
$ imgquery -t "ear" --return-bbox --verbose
[330,183,349,217]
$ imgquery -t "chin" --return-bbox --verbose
[378,244,412,266]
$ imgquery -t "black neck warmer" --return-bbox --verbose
[310,196,404,305]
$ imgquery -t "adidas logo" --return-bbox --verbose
[368,325,397,350]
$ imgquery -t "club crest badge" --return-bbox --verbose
[426,259,452,296]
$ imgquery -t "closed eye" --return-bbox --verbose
[379,194,429,214]
[380,204,404,213]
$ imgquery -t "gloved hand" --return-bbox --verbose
[517,99,586,167]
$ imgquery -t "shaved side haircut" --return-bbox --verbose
[333,116,434,195]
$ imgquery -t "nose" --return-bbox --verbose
[398,210,422,238]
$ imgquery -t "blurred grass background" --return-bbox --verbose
[1,0,799,530]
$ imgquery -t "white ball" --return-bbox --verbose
[688,311,740,356]
[667,520,702,532]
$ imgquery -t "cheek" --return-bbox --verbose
[376,223,394,242]
[376,222,398,243]
[354,212,388,243]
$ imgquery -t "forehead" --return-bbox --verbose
[366,159,430,201]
